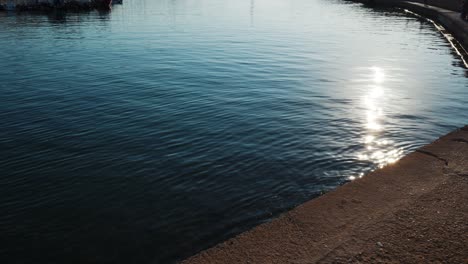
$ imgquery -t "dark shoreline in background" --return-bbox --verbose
[183,126,468,263]
[0,0,122,12]
[350,0,461,12]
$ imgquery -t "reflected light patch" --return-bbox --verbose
[348,173,365,181]
[369,86,384,98]
[377,139,391,145]
[356,140,404,169]
[354,66,403,180]
[366,121,382,131]
[364,135,375,143]
[358,154,369,160]
[371,66,385,83]
[366,108,383,131]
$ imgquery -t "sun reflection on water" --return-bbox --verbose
[350,67,404,180]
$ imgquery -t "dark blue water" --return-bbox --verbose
[1,0,467,263]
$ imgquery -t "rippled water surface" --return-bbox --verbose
[1,0,467,263]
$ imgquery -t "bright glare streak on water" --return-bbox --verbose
[372,66,385,83]
[352,66,406,176]
[0,0,467,263]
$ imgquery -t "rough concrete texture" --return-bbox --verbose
[184,126,468,263]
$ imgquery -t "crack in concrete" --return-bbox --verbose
[451,138,468,144]
[444,167,468,178]
[453,172,468,178]
[416,149,449,166]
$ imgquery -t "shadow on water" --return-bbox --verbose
[47,10,67,23]
[0,4,113,24]
[45,9,110,23]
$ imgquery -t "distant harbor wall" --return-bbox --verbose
[398,1,468,51]
[351,0,462,12]
[0,0,119,10]
[353,1,468,55]
[0,0,89,4]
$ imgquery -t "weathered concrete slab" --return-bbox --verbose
[184,127,468,263]
[419,126,468,176]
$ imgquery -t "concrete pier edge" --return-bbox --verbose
[183,6,468,261]
[183,126,468,263]
[399,1,468,61]
[182,8,468,261]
